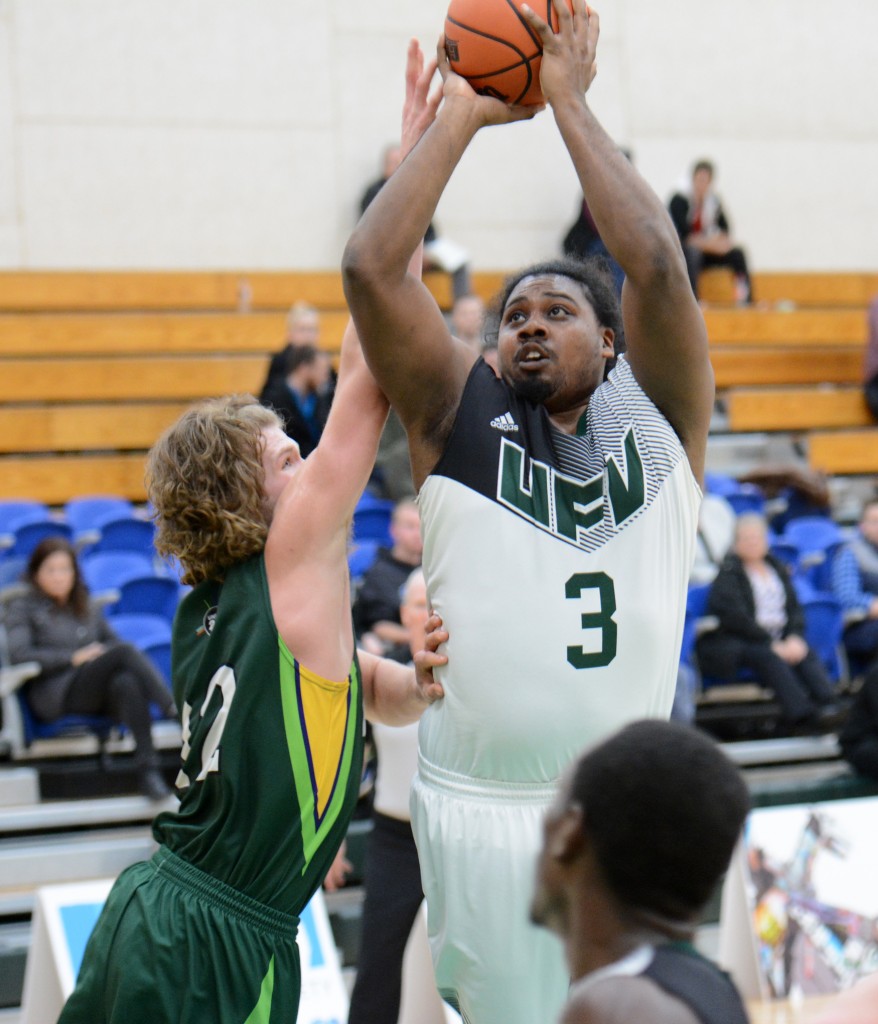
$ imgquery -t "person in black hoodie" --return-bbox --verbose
[696,512,841,731]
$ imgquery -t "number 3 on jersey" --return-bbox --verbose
[566,572,617,669]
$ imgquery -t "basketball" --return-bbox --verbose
[444,0,575,106]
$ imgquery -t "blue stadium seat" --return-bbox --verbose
[65,495,134,534]
[724,483,766,516]
[143,640,172,687]
[352,494,394,546]
[781,516,846,592]
[0,556,26,589]
[348,541,381,584]
[86,516,157,559]
[81,551,156,594]
[0,519,74,560]
[110,576,180,622]
[0,500,50,534]
[801,595,847,684]
[17,696,115,748]
[108,613,173,649]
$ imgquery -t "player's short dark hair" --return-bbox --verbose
[487,255,625,377]
[570,719,750,920]
[693,159,715,178]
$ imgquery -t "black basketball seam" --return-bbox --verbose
[504,0,542,49]
[445,13,536,103]
[446,15,538,62]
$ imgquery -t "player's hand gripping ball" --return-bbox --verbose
[444,0,576,106]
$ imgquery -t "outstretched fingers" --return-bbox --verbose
[401,38,441,157]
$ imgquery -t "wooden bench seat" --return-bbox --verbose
[704,308,866,346]
[0,453,150,503]
[807,428,878,475]
[726,387,872,432]
[0,270,455,313]
[700,269,878,309]
[0,355,267,403]
[711,347,865,388]
[0,311,349,357]
[0,403,189,453]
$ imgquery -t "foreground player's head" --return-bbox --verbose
[488,255,625,411]
[147,395,290,585]
[531,719,749,936]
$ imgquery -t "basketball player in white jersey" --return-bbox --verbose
[342,5,713,1022]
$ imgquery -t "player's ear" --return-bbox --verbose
[600,328,615,358]
[551,803,585,863]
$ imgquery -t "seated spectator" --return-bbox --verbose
[6,537,176,800]
[259,343,333,458]
[348,568,446,1024]
[530,719,751,1024]
[669,159,753,306]
[262,301,323,387]
[830,497,878,674]
[353,499,422,659]
[696,513,842,732]
[838,664,878,781]
[449,293,486,354]
[360,144,471,300]
[865,294,878,420]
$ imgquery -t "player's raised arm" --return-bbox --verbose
[524,0,714,482]
[343,39,537,486]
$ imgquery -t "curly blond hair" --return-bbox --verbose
[146,395,282,585]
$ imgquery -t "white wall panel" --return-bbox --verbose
[3,0,877,271]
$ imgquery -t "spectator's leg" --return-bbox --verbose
[737,644,817,724]
[347,812,425,1024]
[793,649,837,705]
[724,246,753,304]
[65,653,159,769]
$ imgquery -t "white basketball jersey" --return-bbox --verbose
[418,357,700,784]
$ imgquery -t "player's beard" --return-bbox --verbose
[509,374,555,406]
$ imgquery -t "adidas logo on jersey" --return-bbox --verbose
[489,412,519,433]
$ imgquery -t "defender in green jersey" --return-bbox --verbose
[59,49,445,1024]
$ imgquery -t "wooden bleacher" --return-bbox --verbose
[0,269,876,504]
[0,271,457,502]
[700,277,877,476]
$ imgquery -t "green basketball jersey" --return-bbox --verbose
[153,554,364,915]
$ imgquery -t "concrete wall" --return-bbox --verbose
[0,0,875,272]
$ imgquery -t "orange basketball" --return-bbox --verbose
[444,0,575,106]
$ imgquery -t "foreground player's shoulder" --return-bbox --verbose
[563,975,700,1024]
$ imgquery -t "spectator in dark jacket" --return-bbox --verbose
[696,513,841,731]
[6,536,176,799]
[259,343,334,458]
[668,159,753,306]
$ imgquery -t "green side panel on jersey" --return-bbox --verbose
[243,955,275,1024]
[278,642,361,875]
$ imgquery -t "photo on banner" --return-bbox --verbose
[740,797,878,1000]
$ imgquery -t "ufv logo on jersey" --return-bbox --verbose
[496,428,645,544]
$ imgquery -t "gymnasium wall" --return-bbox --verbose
[0,0,875,273]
